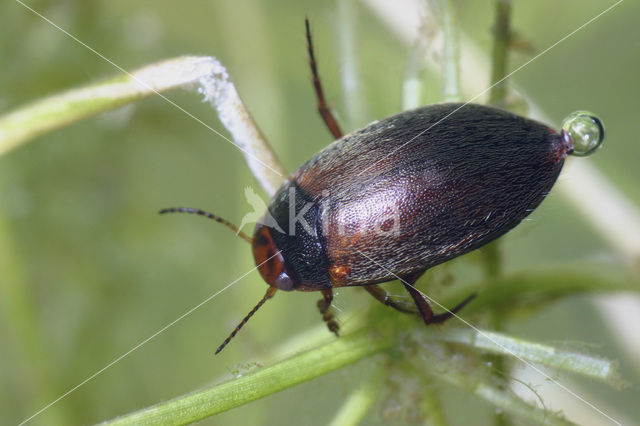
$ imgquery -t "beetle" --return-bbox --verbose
[161,19,604,354]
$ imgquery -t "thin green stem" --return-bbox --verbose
[425,328,623,387]
[328,372,381,426]
[489,0,512,106]
[458,268,638,316]
[402,0,460,109]
[487,323,509,426]
[482,240,502,278]
[437,0,461,101]
[415,349,574,426]
[420,383,448,426]
[402,36,430,110]
[0,56,205,155]
[101,325,396,425]
[482,240,508,425]
[97,266,633,424]
[0,208,68,425]
[0,55,286,195]
[487,2,513,422]
[338,0,368,128]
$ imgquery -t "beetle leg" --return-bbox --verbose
[402,272,476,325]
[317,289,340,336]
[305,19,343,139]
[363,284,417,314]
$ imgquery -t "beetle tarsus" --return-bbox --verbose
[428,292,477,324]
[317,289,340,336]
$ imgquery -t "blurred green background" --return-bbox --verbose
[1,0,639,425]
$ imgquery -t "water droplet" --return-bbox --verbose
[561,111,605,157]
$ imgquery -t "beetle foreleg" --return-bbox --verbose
[317,289,340,336]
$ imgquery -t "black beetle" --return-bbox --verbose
[161,20,604,354]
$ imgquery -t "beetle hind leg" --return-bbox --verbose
[317,289,340,336]
[424,292,477,324]
[364,284,417,314]
[305,18,343,139]
[402,271,476,325]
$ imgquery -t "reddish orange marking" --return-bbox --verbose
[252,224,285,287]
[329,264,351,286]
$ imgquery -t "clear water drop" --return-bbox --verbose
[561,111,605,157]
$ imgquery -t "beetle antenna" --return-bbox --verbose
[159,207,252,243]
[215,286,277,354]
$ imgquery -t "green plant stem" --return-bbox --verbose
[487,320,509,426]
[459,268,638,316]
[487,2,512,422]
[338,0,367,128]
[0,55,286,195]
[482,241,502,278]
[0,208,68,425]
[101,326,396,425]
[437,0,461,101]
[328,372,381,426]
[99,266,633,424]
[416,350,574,426]
[402,37,430,110]
[427,328,623,387]
[482,240,508,426]
[489,0,511,106]
[0,56,206,155]
[420,384,447,426]
[402,0,461,109]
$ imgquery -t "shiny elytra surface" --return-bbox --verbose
[261,103,568,289]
